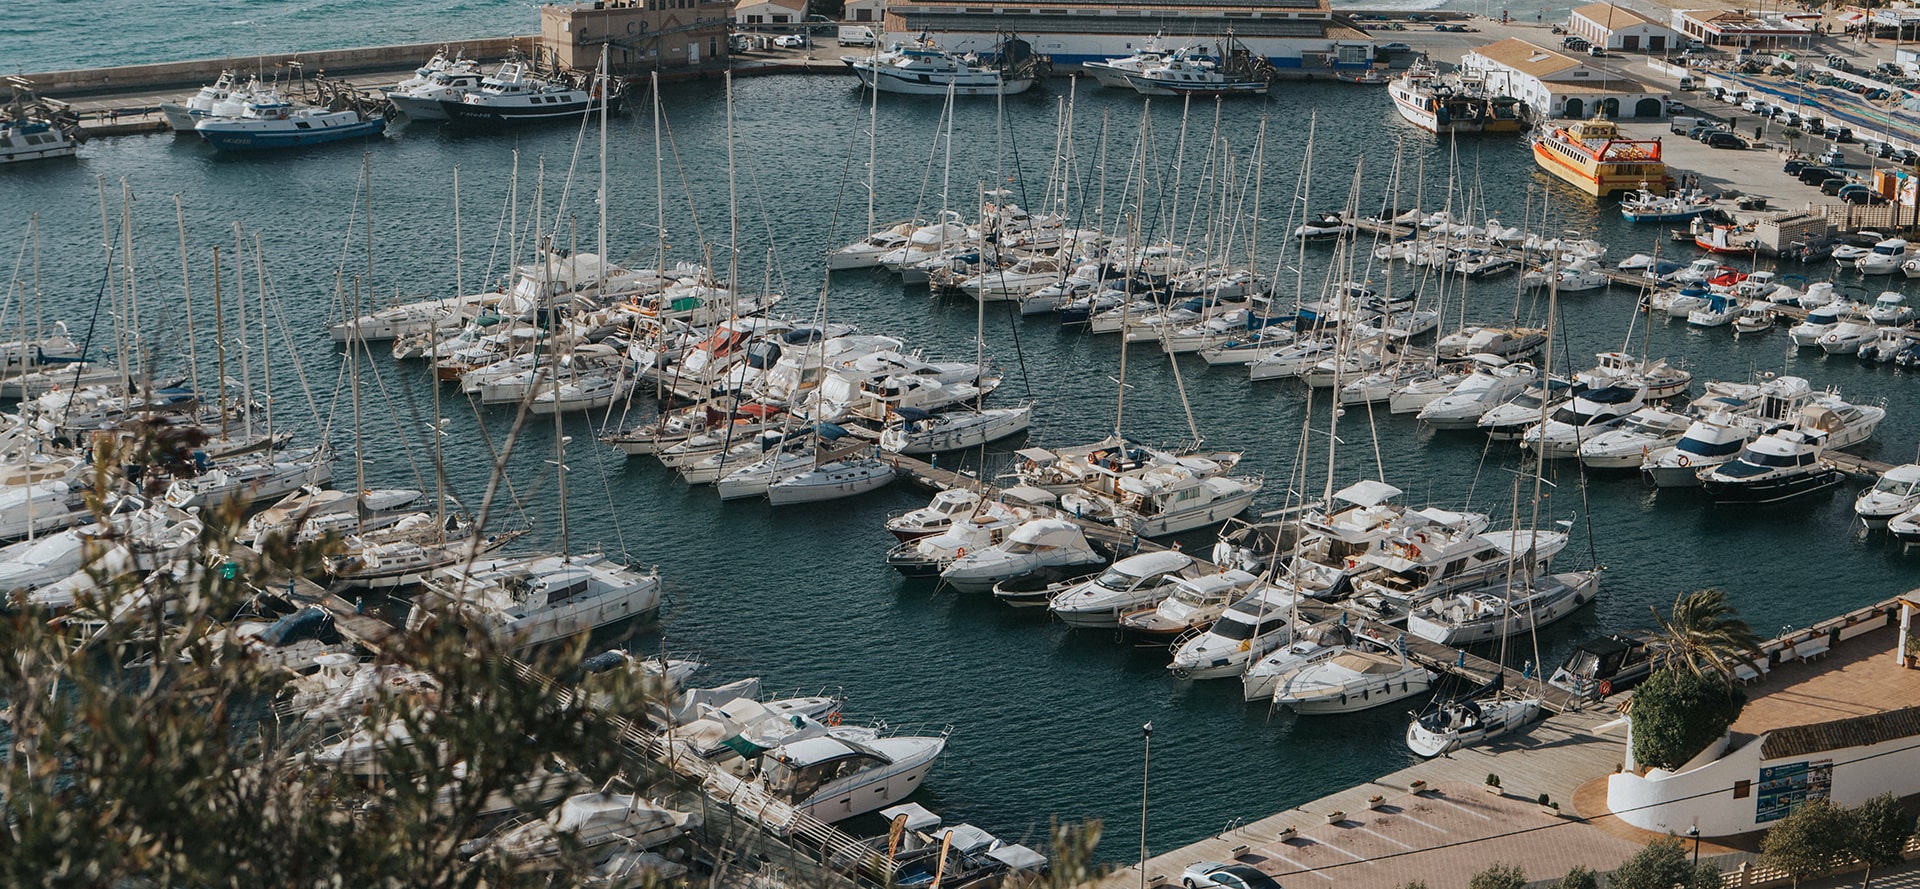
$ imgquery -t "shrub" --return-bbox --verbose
[1467,862,1527,889]
[1610,835,1721,889]
[1630,667,1746,770]
[1761,799,1856,887]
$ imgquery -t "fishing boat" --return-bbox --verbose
[1334,68,1391,86]
[1123,42,1272,97]
[1082,35,1172,89]
[1387,59,1525,135]
[1532,116,1671,198]
[842,33,1042,97]
[442,60,620,125]
[1619,188,1713,223]
[383,52,486,120]
[1,79,82,165]
[195,88,387,152]
[1694,223,1757,256]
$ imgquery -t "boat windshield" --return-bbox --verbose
[1096,567,1144,589]
[1211,615,1262,641]
[1873,476,1919,495]
[1677,436,1742,457]
[1170,585,1215,607]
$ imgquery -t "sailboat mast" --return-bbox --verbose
[173,197,201,399]
[231,223,253,443]
[865,60,879,239]
[725,70,739,295]
[652,72,666,275]
[350,275,365,533]
[120,181,143,382]
[211,247,229,440]
[597,47,609,300]
[254,236,273,451]
[454,166,464,300]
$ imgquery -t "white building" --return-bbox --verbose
[1568,3,1682,52]
[843,0,884,23]
[734,0,806,25]
[1670,9,1814,47]
[1460,38,1668,119]
[882,0,1377,74]
[1608,600,1920,837]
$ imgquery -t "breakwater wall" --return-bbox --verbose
[21,37,532,97]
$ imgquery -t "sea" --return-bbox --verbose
[3,25,1917,867]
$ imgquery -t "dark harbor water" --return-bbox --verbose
[4,75,1917,860]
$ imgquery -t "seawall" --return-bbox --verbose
[21,37,532,97]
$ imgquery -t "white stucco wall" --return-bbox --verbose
[1609,724,1920,837]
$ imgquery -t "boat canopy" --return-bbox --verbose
[1007,518,1086,547]
[1334,479,1403,507]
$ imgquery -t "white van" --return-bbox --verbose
[838,25,878,46]
[1677,74,1698,90]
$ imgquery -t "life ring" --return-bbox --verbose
[1599,679,1613,697]
[1677,455,1691,467]
[389,675,407,687]
[826,710,843,727]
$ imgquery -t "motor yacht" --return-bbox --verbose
[1082,37,1174,88]
[939,518,1105,593]
[1787,304,1848,347]
[1417,361,1537,428]
[1698,428,1842,503]
[1855,238,1909,275]
[888,503,1025,578]
[1166,585,1298,680]
[1405,570,1599,646]
[1855,464,1920,528]
[886,488,988,542]
[1475,378,1574,440]
[1641,412,1762,487]
[1547,631,1662,700]
[1046,550,1197,628]
[843,34,1040,97]
[1117,568,1264,642]
[1521,384,1646,459]
[1577,405,1693,470]
[1818,319,1879,355]
[415,553,662,648]
[1269,640,1436,715]
[1059,461,1263,538]
[467,793,698,864]
[879,404,1033,454]
[760,729,946,822]
[1867,291,1912,325]
[1241,620,1369,702]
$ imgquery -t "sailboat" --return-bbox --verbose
[1405,674,1542,757]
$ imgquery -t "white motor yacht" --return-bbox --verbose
[1578,405,1693,470]
[760,729,946,822]
[1855,464,1920,528]
[1788,304,1848,347]
[1856,238,1909,275]
[1167,585,1298,680]
[416,553,662,648]
[886,488,988,541]
[0,480,90,544]
[470,793,698,863]
[1867,291,1912,325]
[1890,504,1920,546]
[161,447,334,510]
[1270,641,1436,714]
[1047,550,1197,628]
[1389,367,1470,414]
[829,221,919,270]
[1819,320,1879,355]
[1118,568,1263,642]
[1521,384,1646,459]
[1417,361,1537,428]
[1082,37,1173,88]
[1476,378,1574,440]
[842,35,1037,97]
[1642,413,1761,487]
[880,405,1033,455]
[887,504,1025,578]
[1406,570,1600,646]
[939,518,1105,593]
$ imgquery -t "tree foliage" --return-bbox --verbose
[1852,793,1916,889]
[1762,799,1857,887]
[1609,835,1721,889]
[1468,862,1526,889]
[1555,865,1600,889]
[1630,667,1747,771]
[0,437,660,888]
[1652,588,1764,680]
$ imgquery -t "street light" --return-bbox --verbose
[1139,722,1153,889]
[1688,825,1701,867]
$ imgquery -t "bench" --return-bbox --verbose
[1793,639,1831,661]
[1733,660,1771,685]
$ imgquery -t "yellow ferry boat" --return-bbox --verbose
[1532,117,1671,198]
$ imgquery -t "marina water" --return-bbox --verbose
[4,75,1917,860]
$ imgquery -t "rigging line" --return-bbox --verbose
[58,239,116,437]
[252,239,332,441]
[657,110,711,261]
[348,317,430,496]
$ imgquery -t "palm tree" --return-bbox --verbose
[1650,588,1764,680]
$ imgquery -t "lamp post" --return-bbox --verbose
[1688,825,1701,868]
[1139,722,1153,889]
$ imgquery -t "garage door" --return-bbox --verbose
[1623,35,1640,50]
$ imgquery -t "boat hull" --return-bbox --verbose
[1701,468,1843,503]
[1533,138,1670,198]
[197,118,387,152]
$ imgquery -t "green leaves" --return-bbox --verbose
[1652,588,1764,681]
[1629,667,1747,771]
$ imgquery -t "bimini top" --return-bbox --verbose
[1334,479,1403,508]
[1006,518,1087,547]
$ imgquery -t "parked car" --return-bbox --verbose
[1180,862,1284,889]
[1896,149,1920,166]
[1741,98,1767,113]
[1839,184,1886,205]
[1784,158,1811,175]
[1796,166,1836,184]
[1821,146,1849,167]
[1805,117,1827,136]
[1871,141,1896,159]
[1820,177,1850,196]
[1688,125,1720,141]
[1826,54,1854,71]
[1588,45,1607,56]
[772,33,810,48]
[1778,111,1801,127]
[1380,42,1412,53]
[1706,132,1750,150]
[1562,36,1590,49]
[1830,126,1854,143]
